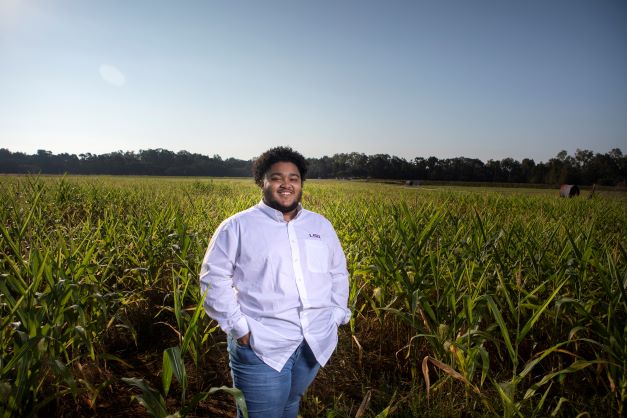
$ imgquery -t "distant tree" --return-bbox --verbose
[307,156,333,178]
[0,147,622,184]
[412,157,427,179]
[521,158,536,182]
[331,153,351,177]
[485,159,504,182]
[425,156,441,180]
[366,154,393,178]
[346,152,368,177]
[546,150,579,184]
[499,158,520,182]
[586,150,623,185]
[610,148,627,184]
[529,161,547,184]
[575,148,594,167]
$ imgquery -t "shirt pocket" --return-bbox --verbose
[305,240,329,273]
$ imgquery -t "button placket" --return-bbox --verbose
[287,223,309,308]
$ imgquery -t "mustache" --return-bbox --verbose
[263,189,302,213]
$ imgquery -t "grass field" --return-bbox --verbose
[1,175,625,417]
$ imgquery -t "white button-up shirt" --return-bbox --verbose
[200,200,351,372]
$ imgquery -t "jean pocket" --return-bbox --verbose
[230,340,263,365]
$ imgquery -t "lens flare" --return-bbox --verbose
[99,64,126,87]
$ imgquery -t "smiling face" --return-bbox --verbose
[262,161,303,221]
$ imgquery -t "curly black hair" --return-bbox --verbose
[252,146,308,187]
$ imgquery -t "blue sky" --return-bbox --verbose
[1,0,625,162]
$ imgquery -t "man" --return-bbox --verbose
[199,146,351,418]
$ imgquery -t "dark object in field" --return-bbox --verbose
[559,184,580,198]
[588,184,596,199]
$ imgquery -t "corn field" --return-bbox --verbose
[0,175,625,417]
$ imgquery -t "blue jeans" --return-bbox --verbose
[227,336,321,418]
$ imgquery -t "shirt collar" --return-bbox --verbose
[257,199,303,222]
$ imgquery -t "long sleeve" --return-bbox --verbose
[328,226,351,326]
[199,220,250,339]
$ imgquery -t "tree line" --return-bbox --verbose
[0,147,625,186]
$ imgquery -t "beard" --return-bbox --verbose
[263,188,302,213]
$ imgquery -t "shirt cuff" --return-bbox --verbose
[230,316,250,339]
[333,307,351,325]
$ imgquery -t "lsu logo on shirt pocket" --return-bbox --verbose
[304,239,329,273]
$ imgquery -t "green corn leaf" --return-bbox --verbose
[550,396,569,417]
[122,377,168,418]
[181,289,209,358]
[47,359,78,397]
[478,346,490,387]
[419,297,437,323]
[74,325,95,361]
[535,382,553,416]
[486,295,516,366]
[180,391,212,416]
[517,279,567,344]
[523,360,601,400]
[1,336,38,376]
[18,184,44,238]
[0,280,26,329]
[518,341,571,380]
[208,386,248,418]
[0,222,22,261]
[164,346,187,401]
[162,351,173,397]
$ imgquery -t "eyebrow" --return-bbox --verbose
[269,172,300,177]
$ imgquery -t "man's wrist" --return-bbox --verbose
[232,317,250,339]
[237,332,251,346]
[334,307,351,325]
